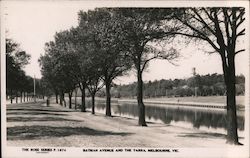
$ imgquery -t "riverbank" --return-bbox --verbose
[144,96,245,105]
[7,102,246,147]
[7,95,245,109]
[88,95,245,111]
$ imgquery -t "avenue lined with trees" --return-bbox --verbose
[6,39,47,104]
[7,7,245,145]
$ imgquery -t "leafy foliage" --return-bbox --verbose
[113,74,245,98]
[6,39,33,102]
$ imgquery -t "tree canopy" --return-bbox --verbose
[38,7,246,145]
[6,38,33,103]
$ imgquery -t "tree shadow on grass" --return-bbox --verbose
[7,111,68,116]
[7,102,45,106]
[7,125,132,140]
[7,116,82,122]
[177,132,244,139]
[7,108,74,113]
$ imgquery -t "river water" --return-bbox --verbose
[83,99,244,135]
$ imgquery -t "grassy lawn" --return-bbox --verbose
[8,102,244,148]
[144,95,245,105]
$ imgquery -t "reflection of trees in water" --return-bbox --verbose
[86,101,244,131]
[115,104,138,118]
[145,105,244,131]
[86,100,106,110]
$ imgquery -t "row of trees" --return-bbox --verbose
[40,8,179,119]
[39,9,128,113]
[6,39,32,103]
[112,73,245,98]
[6,39,47,103]
[39,7,245,145]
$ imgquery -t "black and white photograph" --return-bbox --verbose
[1,1,249,158]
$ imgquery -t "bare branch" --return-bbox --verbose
[235,8,245,23]
[223,9,231,46]
[236,17,245,28]
[174,11,222,53]
[191,8,216,36]
[166,59,179,66]
[96,82,105,92]
[172,32,220,53]
[171,32,206,40]
[235,49,245,55]
[213,9,226,48]
[175,16,208,40]
[141,56,158,72]
[202,8,215,23]
[236,28,245,37]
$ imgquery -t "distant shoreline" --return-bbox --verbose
[6,95,245,111]
[93,95,245,105]
[84,96,245,112]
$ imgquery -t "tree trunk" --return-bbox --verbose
[105,80,112,116]
[226,77,239,144]
[20,91,23,103]
[16,91,18,103]
[59,91,63,105]
[68,92,72,109]
[223,55,240,145]
[23,92,25,102]
[55,91,58,104]
[10,89,13,104]
[75,89,77,110]
[91,93,95,115]
[62,93,66,107]
[137,67,147,126]
[80,84,86,112]
[59,95,62,105]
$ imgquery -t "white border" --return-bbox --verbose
[1,1,249,158]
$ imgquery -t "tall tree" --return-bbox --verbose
[39,42,60,104]
[78,9,132,116]
[84,34,104,115]
[86,71,104,115]
[40,37,77,108]
[53,30,80,109]
[112,8,179,126]
[52,53,76,109]
[6,39,30,103]
[68,27,90,112]
[171,7,245,144]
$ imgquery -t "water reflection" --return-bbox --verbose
[85,100,244,131]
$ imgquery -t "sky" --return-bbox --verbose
[3,1,249,85]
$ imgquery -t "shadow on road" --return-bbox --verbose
[177,132,226,139]
[7,116,81,122]
[7,125,132,140]
[177,132,244,139]
[7,108,74,113]
[7,111,68,116]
